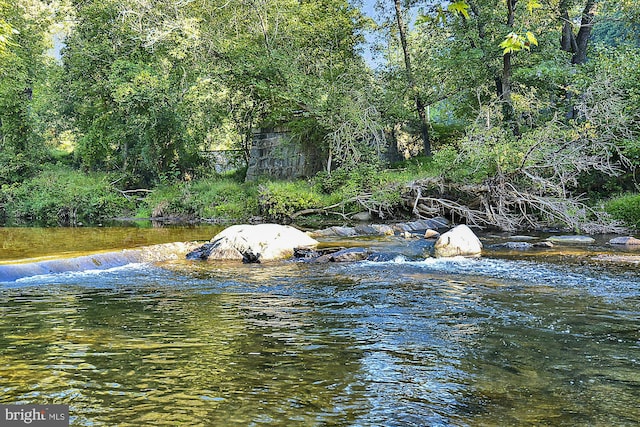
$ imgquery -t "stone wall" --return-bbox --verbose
[245,129,324,181]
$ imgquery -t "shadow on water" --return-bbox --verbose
[0,226,638,425]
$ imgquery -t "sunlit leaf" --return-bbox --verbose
[499,32,526,55]
[527,0,543,13]
[447,1,471,20]
[415,14,431,26]
[526,31,538,46]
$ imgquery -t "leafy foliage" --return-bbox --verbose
[499,31,538,54]
[258,181,327,222]
[447,1,471,20]
[139,178,259,221]
[1,0,640,232]
[0,0,52,177]
[1,167,134,226]
[605,193,640,229]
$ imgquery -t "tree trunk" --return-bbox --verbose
[500,0,519,136]
[560,1,578,54]
[559,0,597,119]
[572,0,597,65]
[501,53,512,106]
[393,0,431,156]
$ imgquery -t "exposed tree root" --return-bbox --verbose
[403,176,623,233]
[292,175,624,234]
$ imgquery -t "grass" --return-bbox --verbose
[138,178,260,221]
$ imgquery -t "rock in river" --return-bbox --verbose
[434,224,483,258]
[314,247,370,263]
[186,224,318,262]
[546,235,595,244]
[609,236,640,246]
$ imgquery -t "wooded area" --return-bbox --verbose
[1,0,639,230]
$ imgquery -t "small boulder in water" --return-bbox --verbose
[186,224,318,262]
[310,226,357,238]
[533,241,554,248]
[609,236,640,246]
[434,224,483,258]
[424,229,440,239]
[510,235,538,241]
[491,242,534,250]
[546,235,595,244]
[293,246,344,260]
[488,241,554,250]
[314,247,370,263]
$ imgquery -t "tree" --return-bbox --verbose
[0,0,53,184]
[392,0,431,156]
[0,1,19,57]
[61,0,377,183]
[560,0,598,64]
[62,0,204,185]
[200,0,379,171]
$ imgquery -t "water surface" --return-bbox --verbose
[0,227,638,426]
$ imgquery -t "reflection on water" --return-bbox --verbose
[0,227,638,426]
[0,225,221,262]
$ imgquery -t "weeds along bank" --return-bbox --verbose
[0,163,416,227]
[1,161,639,232]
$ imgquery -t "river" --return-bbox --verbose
[0,225,638,426]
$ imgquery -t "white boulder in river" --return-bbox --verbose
[434,224,483,258]
[186,224,318,262]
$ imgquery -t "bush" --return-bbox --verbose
[258,180,329,221]
[1,166,135,226]
[315,163,384,196]
[192,179,258,220]
[0,147,43,185]
[139,178,258,221]
[138,183,192,218]
[605,193,640,229]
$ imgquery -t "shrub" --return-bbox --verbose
[1,166,134,226]
[0,147,42,185]
[191,179,258,220]
[315,163,384,196]
[139,183,192,218]
[605,193,640,229]
[258,180,327,221]
[139,178,258,221]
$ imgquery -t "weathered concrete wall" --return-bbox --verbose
[245,129,324,181]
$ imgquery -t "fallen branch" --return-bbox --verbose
[289,199,356,220]
[117,188,153,201]
[118,189,153,194]
[291,173,623,233]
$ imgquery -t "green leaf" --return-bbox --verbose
[417,7,448,26]
[499,32,525,55]
[526,0,543,13]
[526,31,538,46]
[447,1,471,20]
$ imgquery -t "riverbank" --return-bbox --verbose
[1,163,638,233]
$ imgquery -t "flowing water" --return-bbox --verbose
[0,225,639,426]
